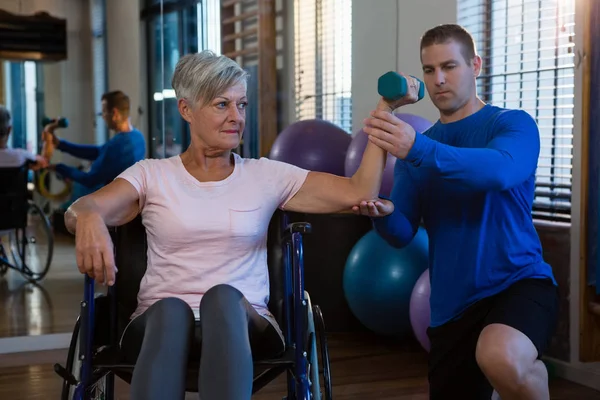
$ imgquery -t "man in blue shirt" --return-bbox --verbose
[44,91,146,208]
[354,24,558,400]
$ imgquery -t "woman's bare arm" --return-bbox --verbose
[64,178,141,234]
[284,138,387,214]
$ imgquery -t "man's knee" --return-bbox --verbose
[476,324,538,390]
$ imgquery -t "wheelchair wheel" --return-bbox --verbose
[9,200,54,281]
[0,243,8,276]
[57,318,111,400]
[304,292,333,400]
[313,304,332,400]
[61,318,82,400]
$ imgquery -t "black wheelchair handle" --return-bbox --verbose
[285,222,312,235]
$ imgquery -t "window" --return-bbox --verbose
[2,61,40,154]
[143,0,221,159]
[294,0,352,133]
[458,0,576,224]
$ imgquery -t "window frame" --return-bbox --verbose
[141,0,202,159]
[458,0,575,225]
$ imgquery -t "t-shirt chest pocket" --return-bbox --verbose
[229,206,264,238]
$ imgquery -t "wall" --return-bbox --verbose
[351,0,398,134]
[351,0,457,134]
[105,0,147,150]
[537,223,571,361]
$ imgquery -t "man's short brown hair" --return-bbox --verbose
[102,90,130,117]
[420,24,477,63]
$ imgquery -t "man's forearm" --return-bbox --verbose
[55,164,107,189]
[372,211,418,248]
[57,139,101,161]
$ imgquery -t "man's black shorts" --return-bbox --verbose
[426,278,559,400]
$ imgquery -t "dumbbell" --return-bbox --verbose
[41,116,69,128]
[378,71,425,103]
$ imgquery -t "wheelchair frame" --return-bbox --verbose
[55,212,332,400]
[0,164,54,282]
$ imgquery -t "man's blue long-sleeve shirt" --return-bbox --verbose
[373,104,557,327]
[54,129,146,189]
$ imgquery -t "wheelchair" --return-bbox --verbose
[0,164,54,281]
[54,209,333,399]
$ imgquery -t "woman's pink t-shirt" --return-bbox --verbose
[116,153,309,320]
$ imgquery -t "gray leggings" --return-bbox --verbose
[120,284,285,400]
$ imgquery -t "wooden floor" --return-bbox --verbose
[0,230,84,338]
[0,333,599,399]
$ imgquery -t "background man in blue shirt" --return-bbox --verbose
[354,24,559,400]
[44,90,146,209]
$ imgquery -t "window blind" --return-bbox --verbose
[294,0,352,133]
[458,0,576,224]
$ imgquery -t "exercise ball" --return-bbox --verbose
[409,268,431,352]
[269,119,351,176]
[394,112,434,134]
[343,227,429,337]
[344,113,433,197]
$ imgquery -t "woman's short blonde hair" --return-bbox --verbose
[171,50,248,108]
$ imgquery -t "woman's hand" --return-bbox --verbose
[351,198,394,217]
[75,213,117,285]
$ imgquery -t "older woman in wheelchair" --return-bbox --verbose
[60,51,421,400]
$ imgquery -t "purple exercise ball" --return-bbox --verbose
[394,112,435,134]
[344,113,434,197]
[269,119,351,176]
[409,268,431,352]
[345,131,397,197]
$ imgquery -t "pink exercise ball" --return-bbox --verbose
[409,268,431,352]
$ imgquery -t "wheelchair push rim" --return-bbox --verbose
[304,291,333,400]
[313,304,332,400]
[9,200,54,281]
[57,316,111,400]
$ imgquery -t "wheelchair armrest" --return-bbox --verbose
[285,222,312,235]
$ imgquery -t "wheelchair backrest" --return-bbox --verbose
[0,164,29,231]
[110,209,288,327]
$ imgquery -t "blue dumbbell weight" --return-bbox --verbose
[378,71,425,102]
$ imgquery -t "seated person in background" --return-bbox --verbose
[0,104,47,240]
[0,105,47,170]
[43,91,146,209]
[64,50,420,400]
